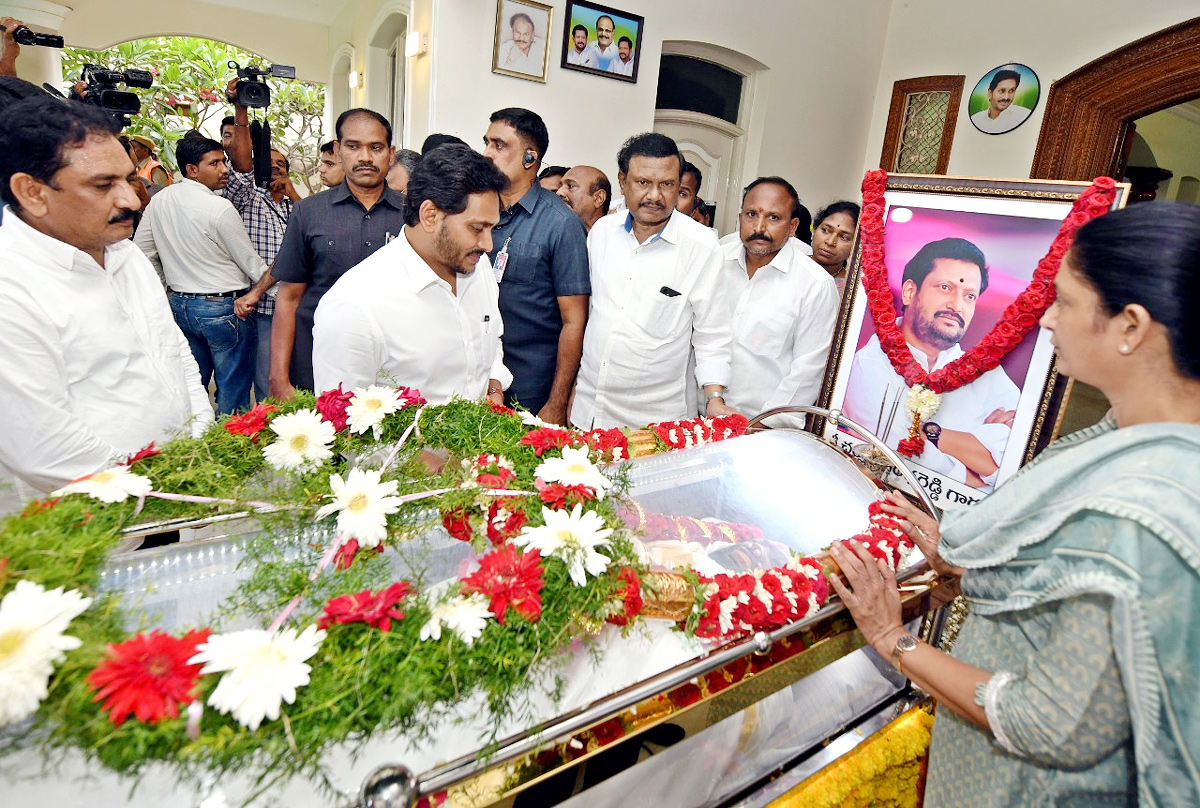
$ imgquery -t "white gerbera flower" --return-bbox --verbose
[262,409,336,473]
[419,593,492,646]
[0,581,92,726]
[513,504,614,586]
[346,385,401,438]
[520,410,552,428]
[534,446,612,496]
[51,465,151,504]
[314,468,402,547]
[188,625,325,731]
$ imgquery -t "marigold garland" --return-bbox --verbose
[859,171,1118,456]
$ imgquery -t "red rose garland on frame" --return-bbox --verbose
[858,171,1118,456]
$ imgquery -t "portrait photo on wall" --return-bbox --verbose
[968,63,1040,135]
[561,0,644,83]
[818,174,1129,509]
[493,0,553,83]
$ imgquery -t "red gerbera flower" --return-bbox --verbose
[315,384,355,431]
[536,482,596,510]
[86,628,210,725]
[520,426,578,457]
[318,581,413,632]
[461,545,544,625]
[122,442,161,466]
[223,403,278,441]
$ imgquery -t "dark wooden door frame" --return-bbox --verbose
[1030,16,1200,181]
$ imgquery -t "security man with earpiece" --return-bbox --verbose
[481,107,590,425]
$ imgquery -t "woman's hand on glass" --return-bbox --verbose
[880,490,965,580]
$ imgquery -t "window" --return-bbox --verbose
[656,54,743,124]
[880,76,964,175]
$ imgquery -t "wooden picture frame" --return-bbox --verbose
[816,174,1130,509]
[492,0,554,83]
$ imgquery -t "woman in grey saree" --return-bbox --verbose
[831,201,1200,808]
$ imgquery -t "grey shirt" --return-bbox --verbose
[271,182,406,389]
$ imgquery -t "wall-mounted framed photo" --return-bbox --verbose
[493,0,553,83]
[560,0,644,83]
[968,63,1040,135]
[817,174,1129,509]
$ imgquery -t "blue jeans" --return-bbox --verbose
[254,310,273,403]
[169,294,256,414]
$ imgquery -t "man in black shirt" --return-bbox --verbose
[269,109,405,398]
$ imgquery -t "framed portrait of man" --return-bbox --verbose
[493,0,553,83]
[561,0,645,84]
[816,174,1129,509]
[968,63,1040,135]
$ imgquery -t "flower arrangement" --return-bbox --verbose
[0,389,913,794]
[858,172,1118,456]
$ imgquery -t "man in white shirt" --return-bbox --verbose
[572,133,735,429]
[0,97,212,511]
[496,11,545,76]
[842,237,1019,491]
[970,69,1033,134]
[566,23,598,67]
[312,145,512,405]
[135,136,267,414]
[717,177,840,419]
[607,36,636,77]
[584,15,620,72]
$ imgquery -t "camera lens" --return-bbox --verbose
[237,81,271,108]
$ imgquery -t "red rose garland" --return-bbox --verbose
[858,171,1118,455]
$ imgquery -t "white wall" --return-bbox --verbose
[863,1,1200,181]
[408,0,890,215]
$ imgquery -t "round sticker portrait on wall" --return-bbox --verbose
[969,63,1040,135]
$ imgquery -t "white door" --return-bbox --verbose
[655,110,745,235]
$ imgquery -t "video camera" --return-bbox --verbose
[79,64,154,127]
[228,60,296,109]
[9,25,64,48]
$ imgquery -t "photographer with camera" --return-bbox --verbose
[218,76,297,402]
[0,17,24,77]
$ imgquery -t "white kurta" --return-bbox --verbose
[571,211,731,429]
[842,332,1020,491]
[718,236,840,417]
[0,209,213,512]
[311,228,512,402]
[496,37,545,75]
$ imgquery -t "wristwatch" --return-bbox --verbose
[921,421,942,447]
[891,633,919,674]
[705,389,726,403]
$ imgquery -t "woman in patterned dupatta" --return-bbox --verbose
[832,201,1200,807]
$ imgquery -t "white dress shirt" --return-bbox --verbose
[584,42,620,71]
[607,57,635,76]
[842,331,1020,491]
[717,235,840,417]
[970,104,1032,134]
[566,47,598,67]
[497,37,546,75]
[312,228,513,401]
[0,209,213,512]
[134,178,267,292]
[572,210,731,429]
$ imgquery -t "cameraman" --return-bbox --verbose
[0,17,24,77]
[218,77,294,401]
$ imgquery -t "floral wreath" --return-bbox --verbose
[0,391,913,793]
[857,171,1118,456]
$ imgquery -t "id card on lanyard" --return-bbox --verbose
[493,237,511,283]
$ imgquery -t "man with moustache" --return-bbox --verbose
[0,97,212,511]
[571,133,734,429]
[135,136,268,414]
[556,165,610,232]
[843,237,1019,491]
[607,36,636,77]
[584,15,620,72]
[970,68,1032,134]
[497,12,545,75]
[269,109,405,399]
[565,23,597,67]
[717,177,839,418]
[482,108,589,424]
[312,145,511,403]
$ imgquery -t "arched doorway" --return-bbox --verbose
[1030,17,1200,181]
